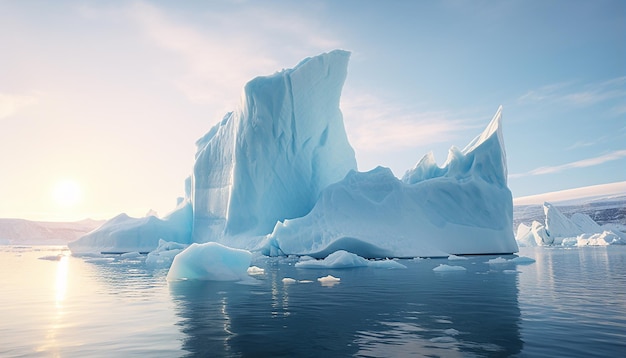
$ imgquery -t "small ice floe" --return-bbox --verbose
[120,251,141,258]
[503,270,521,274]
[447,254,468,261]
[282,277,297,284]
[317,275,341,287]
[247,266,265,275]
[295,250,406,269]
[486,257,508,264]
[38,254,65,261]
[433,264,466,272]
[444,328,460,336]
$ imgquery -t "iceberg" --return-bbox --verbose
[69,49,518,260]
[515,202,625,246]
[267,106,517,258]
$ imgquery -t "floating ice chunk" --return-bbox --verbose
[166,242,252,281]
[444,328,460,336]
[247,266,265,275]
[38,254,65,261]
[509,256,535,264]
[299,280,314,283]
[295,250,406,269]
[486,257,508,264]
[368,259,407,269]
[317,275,341,284]
[433,264,466,272]
[282,277,297,284]
[447,254,468,261]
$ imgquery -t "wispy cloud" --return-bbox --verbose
[82,2,341,107]
[341,92,483,151]
[518,76,626,107]
[0,93,38,119]
[510,149,626,179]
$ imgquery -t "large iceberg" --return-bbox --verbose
[69,49,518,258]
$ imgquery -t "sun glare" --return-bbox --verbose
[52,180,83,208]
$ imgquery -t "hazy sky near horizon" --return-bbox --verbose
[1,0,624,221]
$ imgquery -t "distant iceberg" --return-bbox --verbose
[68,49,518,259]
[515,202,625,246]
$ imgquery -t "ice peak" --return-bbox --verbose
[403,106,508,188]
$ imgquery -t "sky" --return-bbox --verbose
[1,0,624,221]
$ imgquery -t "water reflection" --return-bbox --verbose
[169,259,522,357]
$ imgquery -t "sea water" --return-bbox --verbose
[0,245,624,357]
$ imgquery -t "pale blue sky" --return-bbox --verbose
[0,0,624,220]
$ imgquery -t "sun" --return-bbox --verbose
[52,179,83,208]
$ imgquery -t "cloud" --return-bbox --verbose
[518,76,626,107]
[84,1,342,106]
[0,93,38,119]
[509,149,626,179]
[341,92,482,152]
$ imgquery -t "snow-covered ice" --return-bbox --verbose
[447,254,468,261]
[166,242,252,281]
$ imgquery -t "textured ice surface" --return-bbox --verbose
[166,242,252,281]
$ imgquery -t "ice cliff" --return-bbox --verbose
[69,50,518,258]
[516,202,625,246]
[192,50,356,243]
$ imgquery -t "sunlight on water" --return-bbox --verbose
[1,245,625,357]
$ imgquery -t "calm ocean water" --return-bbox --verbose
[1,245,624,357]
